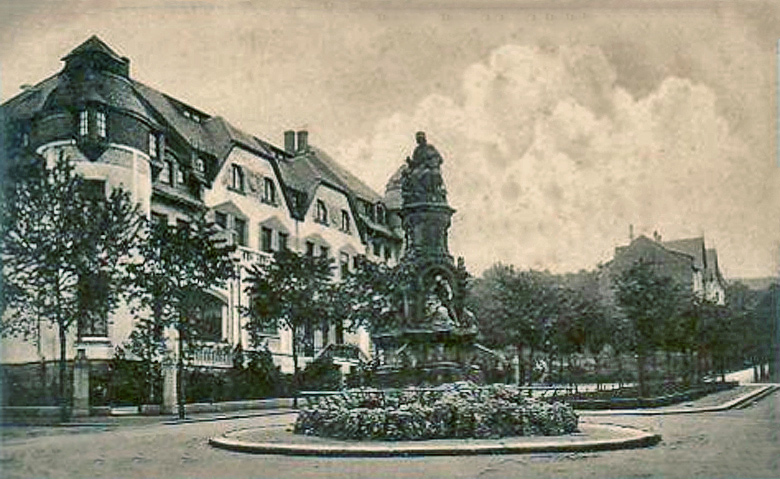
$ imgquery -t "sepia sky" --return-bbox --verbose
[2,0,779,279]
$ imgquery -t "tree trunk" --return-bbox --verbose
[292,325,299,408]
[637,348,647,399]
[593,353,601,391]
[528,345,535,385]
[58,322,69,423]
[665,350,672,383]
[177,323,185,419]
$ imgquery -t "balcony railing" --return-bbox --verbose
[190,344,233,368]
[235,246,273,271]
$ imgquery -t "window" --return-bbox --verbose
[82,179,106,201]
[341,210,350,233]
[79,110,88,136]
[320,246,329,258]
[194,157,205,174]
[261,226,273,253]
[151,212,168,226]
[263,178,276,205]
[231,164,244,192]
[215,211,227,229]
[96,111,106,138]
[77,271,109,338]
[149,133,158,158]
[315,200,328,225]
[278,232,288,251]
[335,320,344,345]
[302,324,315,356]
[306,241,315,257]
[175,164,185,185]
[194,295,224,342]
[373,241,381,257]
[353,256,359,271]
[160,160,173,185]
[384,245,392,261]
[363,201,374,221]
[340,252,350,277]
[233,218,247,247]
[376,205,385,224]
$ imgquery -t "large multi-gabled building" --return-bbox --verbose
[1,36,402,379]
[600,233,727,305]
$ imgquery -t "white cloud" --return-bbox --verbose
[337,44,779,277]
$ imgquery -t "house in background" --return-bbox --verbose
[600,232,727,305]
[0,36,403,390]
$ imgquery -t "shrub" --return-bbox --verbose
[294,382,578,441]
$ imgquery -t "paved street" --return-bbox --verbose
[1,388,777,479]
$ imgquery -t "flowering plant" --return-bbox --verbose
[294,382,578,441]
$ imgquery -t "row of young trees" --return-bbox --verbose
[2,152,395,419]
[2,153,237,420]
[469,260,777,397]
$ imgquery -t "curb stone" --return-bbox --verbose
[208,423,661,457]
[579,384,778,416]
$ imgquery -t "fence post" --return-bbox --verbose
[72,349,90,417]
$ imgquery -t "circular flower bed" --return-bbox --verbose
[294,382,578,441]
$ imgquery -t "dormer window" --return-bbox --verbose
[230,164,244,192]
[194,157,205,174]
[96,111,106,138]
[315,200,328,225]
[79,110,89,136]
[263,177,276,205]
[376,204,386,224]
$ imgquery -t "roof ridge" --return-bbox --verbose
[63,35,124,61]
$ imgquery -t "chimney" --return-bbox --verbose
[284,130,296,154]
[629,224,634,242]
[297,130,308,152]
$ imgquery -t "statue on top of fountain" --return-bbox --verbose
[401,131,447,205]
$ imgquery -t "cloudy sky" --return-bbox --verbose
[2,0,779,279]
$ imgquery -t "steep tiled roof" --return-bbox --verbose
[3,36,393,238]
[306,147,382,204]
[663,237,705,270]
[1,75,59,119]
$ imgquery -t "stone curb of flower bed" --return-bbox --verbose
[579,384,778,416]
[208,423,661,457]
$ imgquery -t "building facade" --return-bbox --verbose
[600,233,727,305]
[1,36,402,379]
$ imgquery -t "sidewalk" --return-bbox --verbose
[579,383,778,416]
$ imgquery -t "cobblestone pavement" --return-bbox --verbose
[1,388,777,479]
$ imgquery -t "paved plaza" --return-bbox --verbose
[1,382,777,479]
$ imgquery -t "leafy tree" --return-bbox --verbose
[244,249,334,403]
[127,216,235,419]
[333,255,403,334]
[613,260,681,397]
[122,316,167,407]
[2,152,143,421]
[470,264,561,384]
